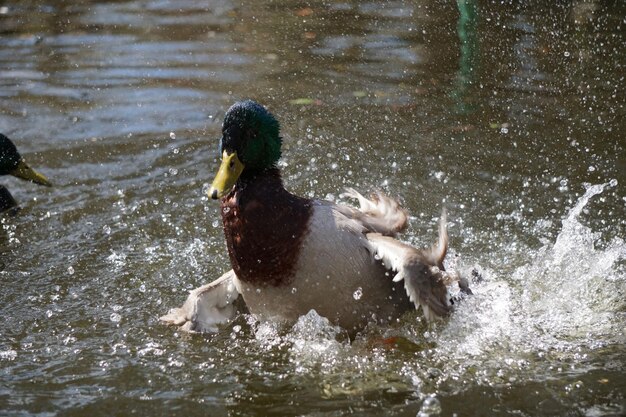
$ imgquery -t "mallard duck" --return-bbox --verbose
[0,133,52,213]
[161,100,470,335]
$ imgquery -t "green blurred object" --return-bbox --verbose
[451,0,479,114]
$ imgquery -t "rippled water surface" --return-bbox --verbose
[1,1,625,416]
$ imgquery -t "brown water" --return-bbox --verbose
[0,1,625,416]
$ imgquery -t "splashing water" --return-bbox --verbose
[516,182,625,343]
[435,182,624,369]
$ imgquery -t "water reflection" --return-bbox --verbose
[0,1,624,416]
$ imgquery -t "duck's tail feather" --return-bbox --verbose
[339,188,408,236]
[421,209,448,270]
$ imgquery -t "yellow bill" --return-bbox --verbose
[10,159,52,187]
[208,151,244,199]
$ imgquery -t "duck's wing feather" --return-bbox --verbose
[365,210,464,321]
[336,188,408,236]
[160,269,244,333]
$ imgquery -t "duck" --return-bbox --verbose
[161,100,470,335]
[0,133,52,213]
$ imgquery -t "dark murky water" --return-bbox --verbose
[1,1,624,416]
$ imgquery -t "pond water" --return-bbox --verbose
[0,1,624,416]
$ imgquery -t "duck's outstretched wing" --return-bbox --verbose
[365,211,470,321]
[336,188,408,236]
[160,269,244,333]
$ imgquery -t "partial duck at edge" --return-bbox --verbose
[0,133,52,213]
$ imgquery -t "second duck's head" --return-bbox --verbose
[209,100,282,199]
[0,133,52,186]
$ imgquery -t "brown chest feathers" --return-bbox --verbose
[220,169,312,287]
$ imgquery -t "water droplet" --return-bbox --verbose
[110,313,121,323]
[67,266,75,275]
[169,132,176,139]
[564,51,571,57]
[139,284,146,293]
[212,219,220,228]
[353,287,363,300]
[103,225,111,235]
[0,350,17,361]
[291,287,297,294]
[588,165,596,172]
[417,395,442,417]
[609,178,617,187]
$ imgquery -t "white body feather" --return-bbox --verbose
[236,201,410,333]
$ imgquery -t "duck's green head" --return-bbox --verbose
[0,133,51,186]
[209,100,282,199]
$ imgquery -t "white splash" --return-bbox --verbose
[0,350,18,361]
[288,310,346,370]
[436,181,625,363]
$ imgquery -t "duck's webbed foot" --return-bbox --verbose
[160,269,244,333]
